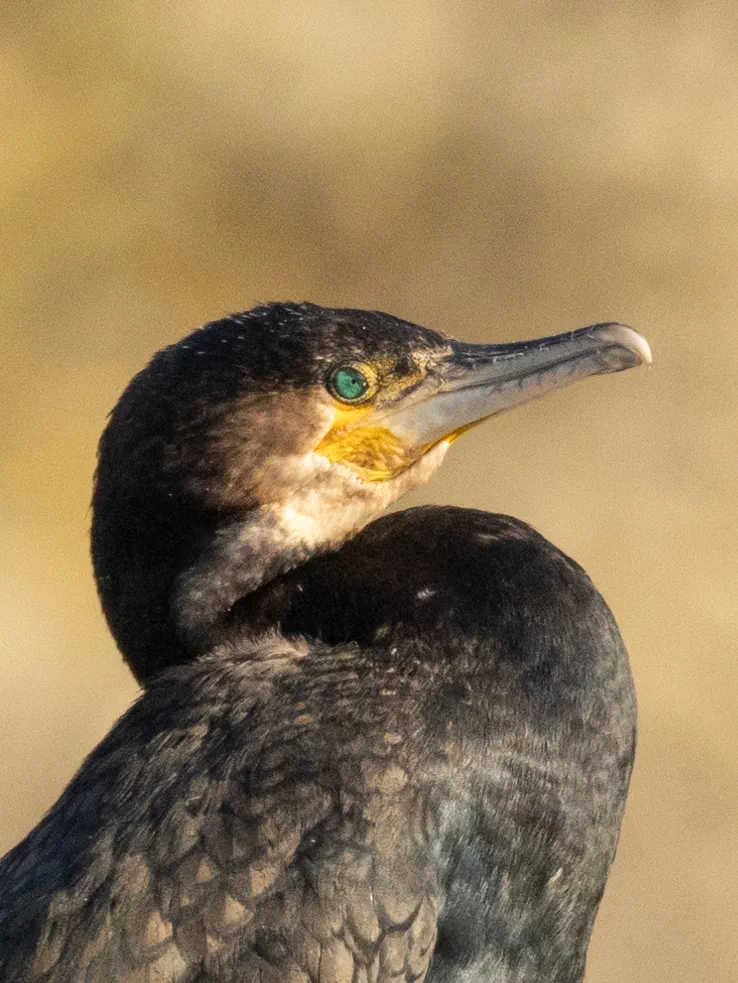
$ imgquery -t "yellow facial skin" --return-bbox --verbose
[314,353,486,482]
[313,343,423,483]
[316,407,417,481]
[315,395,488,482]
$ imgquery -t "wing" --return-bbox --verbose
[0,638,441,983]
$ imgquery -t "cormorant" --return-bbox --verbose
[0,302,650,983]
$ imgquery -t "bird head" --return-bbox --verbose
[92,301,650,680]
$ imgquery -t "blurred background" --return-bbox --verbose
[2,1,737,979]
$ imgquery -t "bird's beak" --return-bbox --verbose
[385,323,652,450]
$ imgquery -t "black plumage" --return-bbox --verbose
[0,302,648,982]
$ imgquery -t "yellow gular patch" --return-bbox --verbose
[316,417,416,482]
[315,405,483,482]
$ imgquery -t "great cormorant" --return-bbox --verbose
[0,302,650,982]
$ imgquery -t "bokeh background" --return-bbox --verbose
[2,2,737,979]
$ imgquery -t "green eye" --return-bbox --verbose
[329,365,371,402]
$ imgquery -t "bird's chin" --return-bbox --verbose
[265,440,452,562]
[396,438,452,490]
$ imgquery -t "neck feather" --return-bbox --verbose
[93,443,450,685]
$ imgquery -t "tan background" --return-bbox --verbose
[2,2,737,980]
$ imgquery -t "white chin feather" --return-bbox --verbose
[268,441,451,554]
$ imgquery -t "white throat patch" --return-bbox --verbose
[265,440,451,555]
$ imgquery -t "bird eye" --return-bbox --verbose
[328,365,371,403]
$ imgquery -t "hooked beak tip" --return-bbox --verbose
[588,323,653,368]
